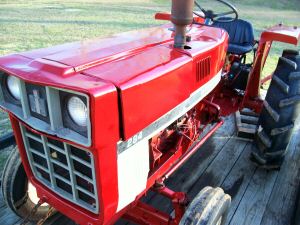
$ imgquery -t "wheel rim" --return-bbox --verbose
[27,181,48,207]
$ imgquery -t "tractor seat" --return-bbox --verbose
[213,18,255,55]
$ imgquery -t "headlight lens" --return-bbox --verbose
[67,96,88,127]
[7,76,21,101]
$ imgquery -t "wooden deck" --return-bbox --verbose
[0,115,299,225]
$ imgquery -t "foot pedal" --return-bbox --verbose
[235,108,259,140]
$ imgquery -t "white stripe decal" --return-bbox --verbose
[116,71,221,212]
[117,139,149,211]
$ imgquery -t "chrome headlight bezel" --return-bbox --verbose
[0,74,22,106]
[6,75,21,101]
[60,92,89,138]
[0,71,91,147]
[67,96,88,127]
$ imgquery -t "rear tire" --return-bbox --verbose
[1,146,51,222]
[251,49,300,169]
[179,187,231,225]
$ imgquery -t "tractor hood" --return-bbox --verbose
[0,23,228,140]
[20,25,176,76]
[17,24,226,86]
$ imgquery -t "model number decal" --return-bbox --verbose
[127,132,143,148]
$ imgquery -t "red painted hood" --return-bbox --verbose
[0,23,228,140]
[16,24,226,86]
[20,25,174,74]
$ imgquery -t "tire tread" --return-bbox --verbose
[279,57,297,70]
[263,101,280,122]
[252,49,300,167]
[273,75,289,94]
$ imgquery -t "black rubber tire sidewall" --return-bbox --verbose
[180,187,231,225]
[255,51,300,157]
[1,146,50,221]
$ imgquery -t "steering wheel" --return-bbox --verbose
[194,0,238,25]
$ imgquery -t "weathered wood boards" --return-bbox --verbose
[0,115,299,225]
[260,124,300,225]
[0,133,15,151]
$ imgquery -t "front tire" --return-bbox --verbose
[1,146,51,222]
[179,186,231,225]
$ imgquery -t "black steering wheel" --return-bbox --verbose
[194,0,238,25]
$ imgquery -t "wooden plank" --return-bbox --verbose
[0,118,10,126]
[171,116,237,193]
[228,168,278,225]
[294,190,300,225]
[240,108,259,117]
[0,132,15,150]
[235,111,242,128]
[0,207,21,225]
[240,115,259,125]
[0,194,6,209]
[235,111,257,140]
[44,214,77,225]
[167,115,238,191]
[13,214,75,225]
[237,126,257,140]
[186,136,249,200]
[221,144,257,224]
[259,126,300,225]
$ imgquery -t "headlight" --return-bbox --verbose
[7,75,21,101]
[67,96,88,127]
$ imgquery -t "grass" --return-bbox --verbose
[0,0,299,131]
[0,0,299,55]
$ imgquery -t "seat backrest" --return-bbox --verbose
[213,19,255,46]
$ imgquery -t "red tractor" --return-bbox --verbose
[0,0,299,224]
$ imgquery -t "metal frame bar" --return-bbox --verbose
[123,186,188,225]
[243,25,300,112]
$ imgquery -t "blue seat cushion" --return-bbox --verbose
[228,43,254,55]
[213,18,255,55]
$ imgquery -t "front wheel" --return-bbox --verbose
[1,146,52,222]
[179,186,231,225]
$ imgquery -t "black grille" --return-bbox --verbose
[20,124,99,213]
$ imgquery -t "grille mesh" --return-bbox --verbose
[20,123,99,213]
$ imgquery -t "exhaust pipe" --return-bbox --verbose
[171,0,194,49]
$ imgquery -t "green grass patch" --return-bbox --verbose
[0,0,299,56]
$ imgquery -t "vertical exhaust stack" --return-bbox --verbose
[171,0,194,49]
